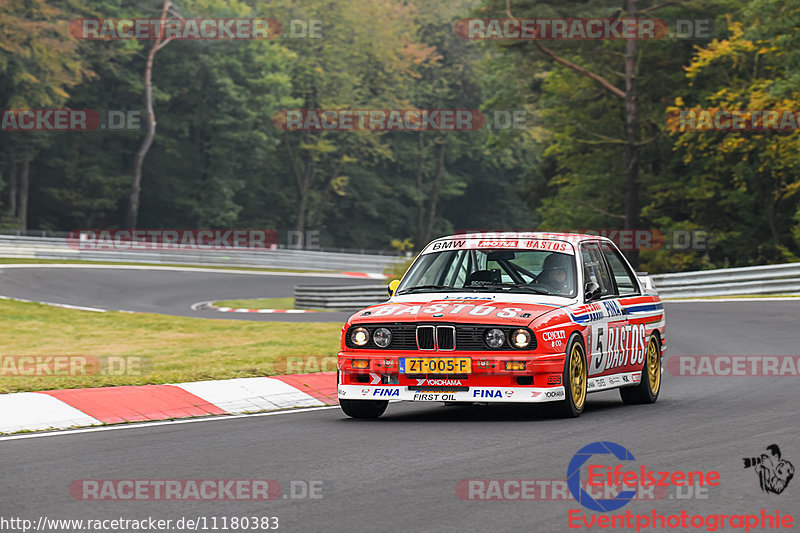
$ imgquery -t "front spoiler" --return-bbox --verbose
[338,384,566,403]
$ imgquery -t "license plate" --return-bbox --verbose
[400,357,471,374]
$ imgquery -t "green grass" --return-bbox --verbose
[0,257,338,274]
[0,299,342,393]
[212,297,333,312]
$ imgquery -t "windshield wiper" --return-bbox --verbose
[466,283,554,295]
[398,284,464,294]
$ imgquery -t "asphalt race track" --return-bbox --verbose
[2,301,799,532]
[0,265,375,322]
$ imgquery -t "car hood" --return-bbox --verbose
[348,293,575,326]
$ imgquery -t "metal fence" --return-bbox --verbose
[650,262,800,298]
[0,235,403,273]
[3,234,797,300]
[293,263,800,308]
[295,285,389,310]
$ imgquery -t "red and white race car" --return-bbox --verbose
[337,232,665,418]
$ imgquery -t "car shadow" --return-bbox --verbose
[351,397,630,423]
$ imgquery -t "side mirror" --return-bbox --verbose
[584,281,601,302]
[388,279,400,297]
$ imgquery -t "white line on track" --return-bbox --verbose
[0,294,109,312]
[190,301,317,313]
[0,405,343,442]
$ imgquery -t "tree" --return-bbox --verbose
[125,0,181,229]
[269,0,440,235]
[0,0,92,229]
[664,0,800,265]
[501,0,646,264]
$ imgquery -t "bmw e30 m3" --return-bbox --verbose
[337,232,665,419]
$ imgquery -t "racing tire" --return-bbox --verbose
[619,335,661,405]
[337,371,388,418]
[553,334,588,418]
[340,399,388,419]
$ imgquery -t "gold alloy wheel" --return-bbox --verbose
[646,338,661,395]
[569,342,587,409]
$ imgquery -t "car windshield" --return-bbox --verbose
[397,248,577,298]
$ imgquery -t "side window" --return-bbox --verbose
[580,243,614,297]
[600,243,640,295]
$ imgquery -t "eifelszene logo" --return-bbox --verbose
[744,444,794,495]
[567,441,637,512]
[567,441,721,513]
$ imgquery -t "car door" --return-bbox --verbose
[580,242,629,387]
[599,241,650,382]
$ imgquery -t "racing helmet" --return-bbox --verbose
[540,253,572,292]
[542,252,570,271]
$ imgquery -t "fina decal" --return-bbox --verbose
[473,390,502,398]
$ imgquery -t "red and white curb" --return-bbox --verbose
[342,272,387,279]
[0,372,337,434]
[191,301,318,313]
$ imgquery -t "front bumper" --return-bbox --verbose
[338,384,566,403]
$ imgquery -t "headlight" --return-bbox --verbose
[485,328,506,349]
[373,327,392,348]
[350,327,369,347]
[511,329,532,349]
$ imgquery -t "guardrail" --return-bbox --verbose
[293,262,800,308]
[295,285,389,310]
[650,263,800,298]
[5,233,796,299]
[0,235,403,273]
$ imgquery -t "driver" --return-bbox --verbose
[538,253,571,293]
